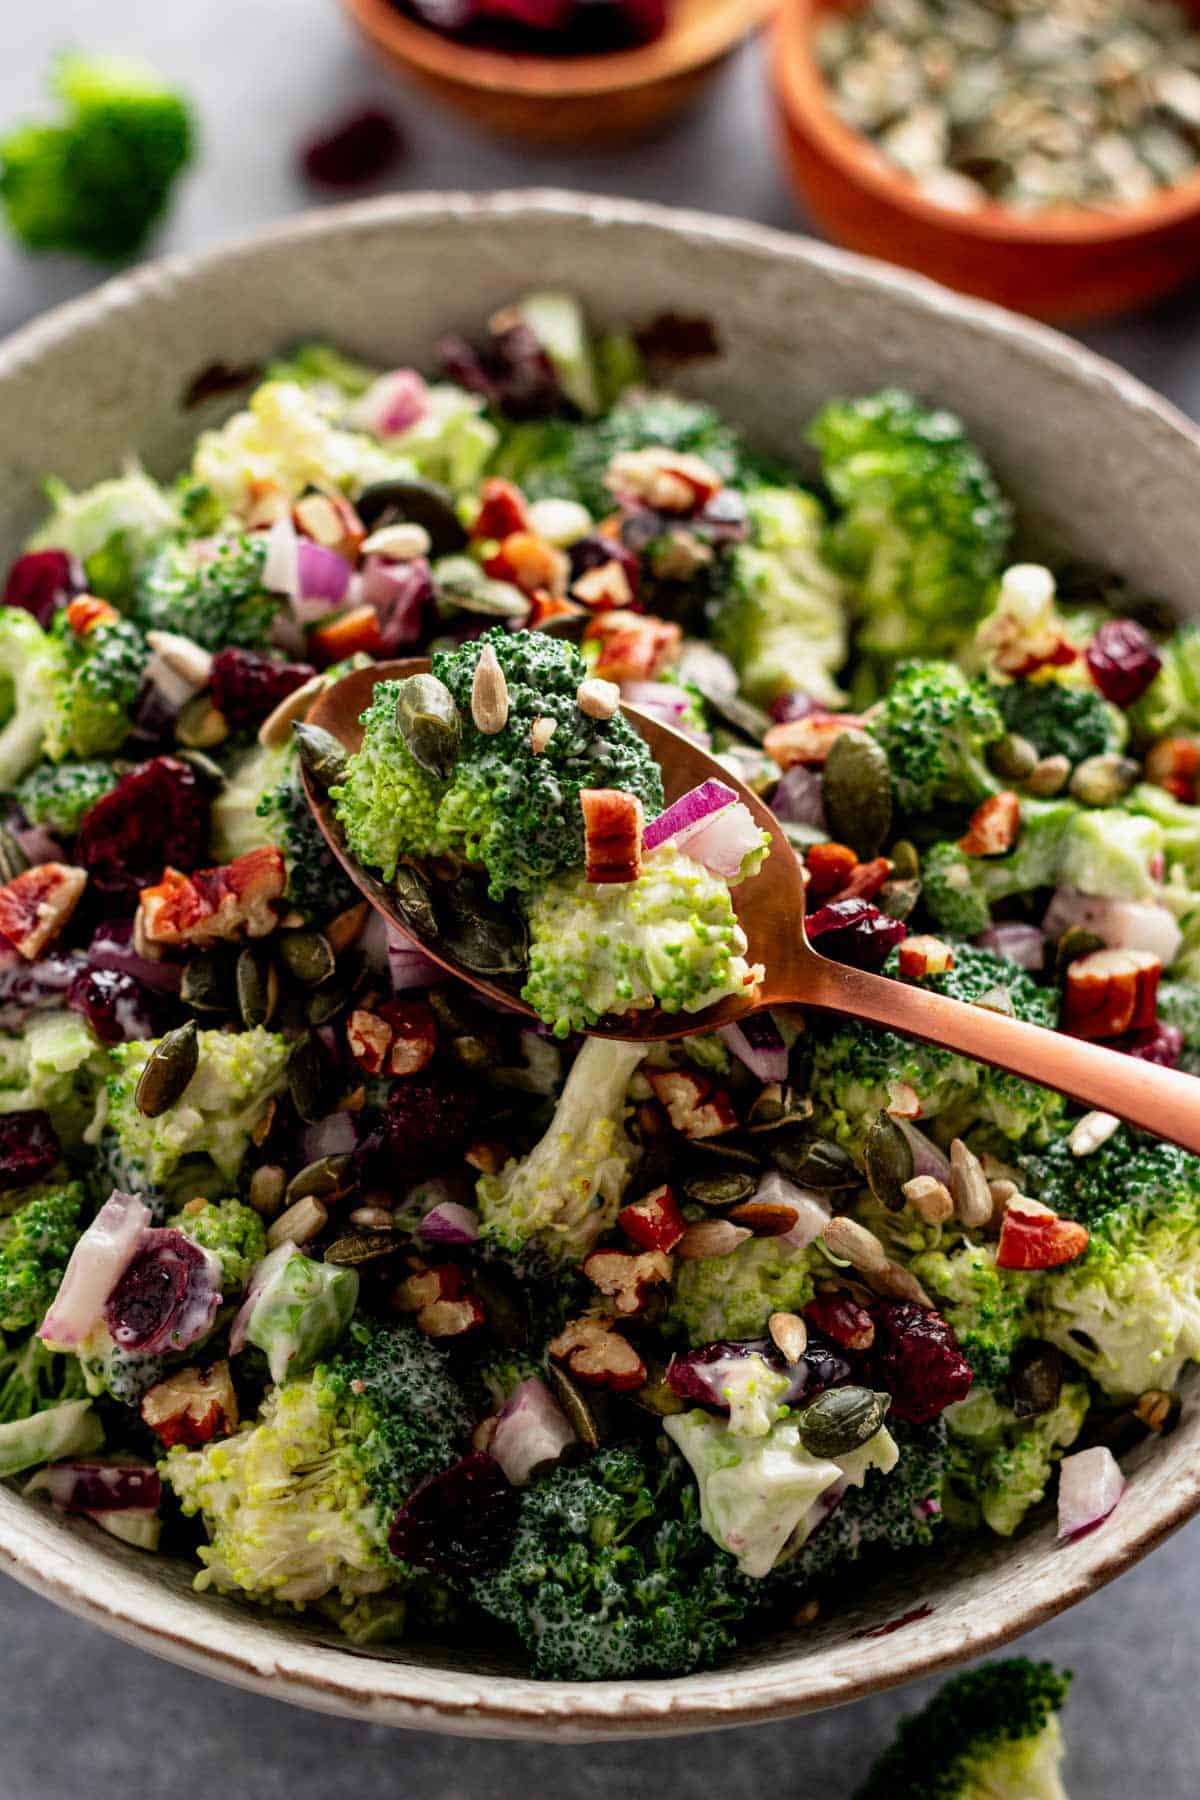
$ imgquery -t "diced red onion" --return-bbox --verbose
[293,541,352,621]
[89,919,183,996]
[622,682,711,746]
[420,1201,480,1247]
[676,640,739,699]
[39,1191,152,1348]
[1057,1445,1126,1540]
[719,1010,789,1083]
[976,922,1047,972]
[0,953,85,1028]
[895,1118,952,1186]
[13,826,65,865]
[269,609,307,658]
[752,1171,831,1248]
[353,370,430,439]
[644,780,739,853]
[388,939,445,991]
[26,1459,161,1514]
[682,802,764,882]
[300,1110,357,1164]
[261,514,298,596]
[770,764,827,829]
[1043,887,1182,967]
[490,1378,575,1487]
[360,556,432,651]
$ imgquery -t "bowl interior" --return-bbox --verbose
[3,191,1200,1736]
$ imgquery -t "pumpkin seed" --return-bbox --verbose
[355,476,467,557]
[278,928,336,988]
[796,1385,890,1459]
[988,732,1038,781]
[700,686,773,745]
[286,1153,352,1203]
[889,839,920,881]
[544,1360,602,1447]
[287,1032,328,1123]
[440,874,527,975]
[876,876,922,921]
[1008,1341,1065,1420]
[135,1020,199,1118]
[293,722,349,792]
[392,863,439,940]
[307,980,352,1027]
[864,1110,915,1212]
[631,1358,687,1417]
[770,1135,859,1189]
[821,730,893,859]
[781,820,830,853]
[682,1136,763,1172]
[236,947,279,1029]
[1055,924,1105,980]
[745,1083,813,1132]
[324,1229,404,1265]
[181,949,237,1016]
[394,673,462,780]
[0,825,29,885]
[436,555,530,622]
[682,1170,758,1208]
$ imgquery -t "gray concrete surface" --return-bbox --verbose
[0,2,1196,1791]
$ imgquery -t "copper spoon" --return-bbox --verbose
[302,659,1200,1156]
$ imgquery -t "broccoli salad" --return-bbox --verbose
[0,290,1195,1683]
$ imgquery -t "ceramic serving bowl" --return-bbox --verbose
[338,0,774,146]
[771,0,1200,322]
[2,191,1200,1738]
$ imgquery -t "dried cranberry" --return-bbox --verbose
[43,1462,162,1515]
[803,1292,876,1352]
[1122,1021,1184,1066]
[388,1451,519,1576]
[210,649,317,733]
[300,106,403,189]
[1085,618,1162,709]
[68,966,170,1046]
[806,899,907,971]
[770,691,822,725]
[357,1074,480,1183]
[0,1109,59,1191]
[868,1300,973,1425]
[88,918,184,996]
[437,323,562,420]
[360,558,435,654]
[77,758,210,904]
[3,550,78,628]
[667,1334,851,1412]
[104,1230,221,1355]
[569,532,640,594]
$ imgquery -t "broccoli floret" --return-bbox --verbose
[477,1036,645,1264]
[944,1384,1088,1538]
[810,389,1012,666]
[330,681,448,881]
[992,675,1125,765]
[265,342,378,398]
[134,533,279,650]
[1130,621,1200,742]
[867,661,1004,814]
[27,465,181,585]
[99,1026,288,1193]
[0,1013,110,1148]
[1021,1127,1199,1230]
[0,1393,102,1477]
[0,1329,86,1425]
[15,758,118,835]
[808,941,1063,1148]
[0,1180,85,1332]
[793,1421,948,1585]
[920,840,995,937]
[0,52,193,261]
[1126,781,1200,884]
[0,608,68,788]
[44,610,147,761]
[708,485,848,709]
[214,739,357,919]
[911,1240,1035,1388]
[523,844,763,1037]
[854,1658,1072,1800]
[170,1198,265,1295]
[473,1440,762,1680]
[671,1237,820,1343]
[1158,980,1200,1071]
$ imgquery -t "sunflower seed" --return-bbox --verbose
[769,1310,808,1364]
[950,1137,993,1227]
[821,1214,887,1274]
[267,1196,328,1250]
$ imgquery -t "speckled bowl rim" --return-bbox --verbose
[1,190,1200,1739]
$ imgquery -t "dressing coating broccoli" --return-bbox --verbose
[0,1181,85,1332]
[0,608,68,788]
[854,1658,1073,1800]
[241,1244,358,1383]
[866,660,1004,813]
[911,1240,1035,1388]
[329,682,446,883]
[0,1014,110,1148]
[670,1237,820,1344]
[0,1329,86,1425]
[477,1036,645,1264]
[45,610,147,761]
[944,1384,1088,1537]
[15,758,118,835]
[170,1197,265,1295]
[134,533,279,650]
[793,1421,948,1584]
[810,389,1012,666]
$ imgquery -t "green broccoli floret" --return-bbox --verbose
[810,389,1012,666]
[474,1440,762,1680]
[945,1384,1088,1539]
[214,738,358,919]
[0,1329,86,1425]
[912,1241,1036,1387]
[0,1013,110,1148]
[1130,621,1200,742]
[992,675,1125,765]
[0,1180,85,1332]
[44,610,147,761]
[807,941,1063,1148]
[921,839,994,937]
[28,465,182,601]
[0,52,193,262]
[523,843,763,1037]
[134,533,279,650]
[1126,781,1200,883]
[1158,980,1200,1072]
[15,758,118,835]
[101,1026,288,1194]
[265,342,378,397]
[0,609,68,788]
[671,1237,820,1343]
[478,1036,645,1265]
[867,661,1004,813]
[791,1421,948,1584]
[330,682,448,882]
[708,485,848,708]
[170,1198,265,1295]
[854,1658,1073,1800]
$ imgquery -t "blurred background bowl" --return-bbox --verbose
[771,0,1200,321]
[339,0,775,145]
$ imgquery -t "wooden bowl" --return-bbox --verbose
[771,0,1200,321]
[6,191,1200,1732]
[339,0,774,145]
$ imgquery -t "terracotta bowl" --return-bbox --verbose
[338,0,774,145]
[4,191,1200,1735]
[771,0,1200,321]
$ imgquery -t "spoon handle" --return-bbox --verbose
[794,959,1200,1157]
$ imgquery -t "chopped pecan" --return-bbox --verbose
[140,1361,238,1448]
[347,1008,394,1076]
[584,610,681,683]
[571,559,634,611]
[393,1264,484,1338]
[581,787,643,885]
[645,1067,737,1138]
[803,1292,876,1351]
[138,846,285,949]
[348,1000,437,1077]
[582,1247,673,1316]
[997,1194,1089,1270]
[0,863,87,960]
[548,1315,646,1391]
[1146,736,1200,804]
[828,856,894,906]
[65,595,118,636]
[618,1183,686,1253]
[484,531,570,598]
[763,714,863,770]
[898,934,956,979]
[604,448,722,514]
[1063,946,1161,1040]
[293,490,365,562]
[726,1198,800,1237]
[472,477,531,541]
[959,791,1020,857]
[805,841,858,903]
[245,480,289,529]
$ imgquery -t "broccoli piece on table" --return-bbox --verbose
[478,1036,645,1265]
[170,1197,265,1295]
[867,660,1004,814]
[0,1179,85,1332]
[944,1384,1089,1538]
[991,674,1125,766]
[15,758,118,836]
[0,52,194,261]
[473,1440,763,1680]
[134,533,279,650]
[810,389,1012,665]
[0,608,67,788]
[854,1657,1073,1800]
[45,609,147,761]
[670,1236,820,1344]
